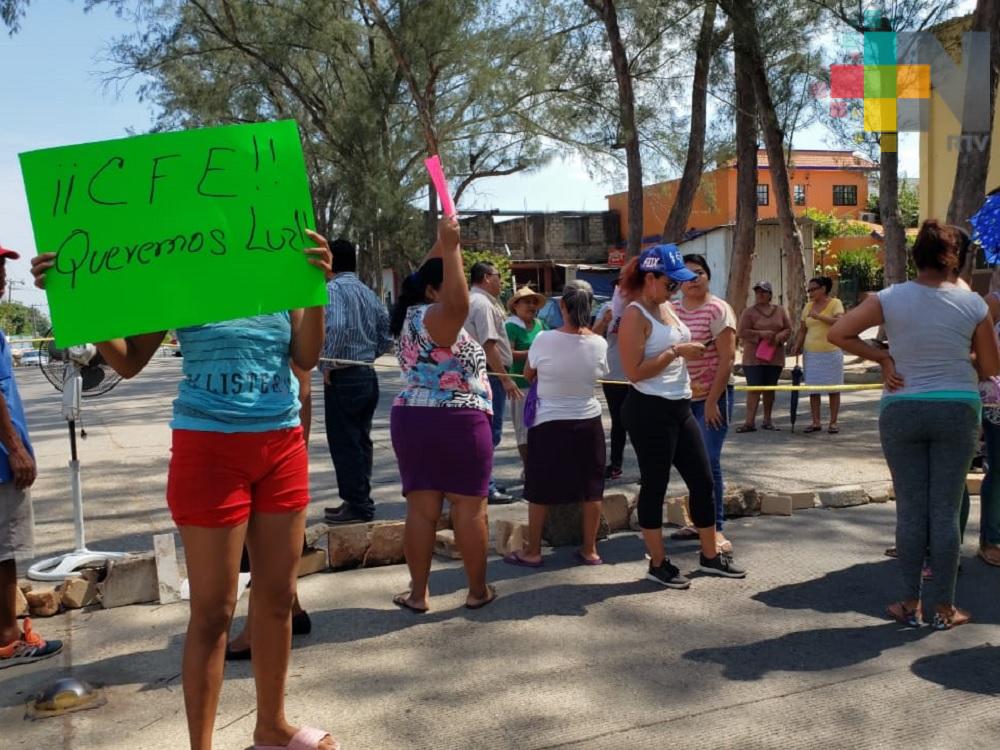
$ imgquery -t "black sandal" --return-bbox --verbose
[392,592,429,614]
[736,424,757,433]
[465,584,498,610]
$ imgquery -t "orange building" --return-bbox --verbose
[606,149,878,245]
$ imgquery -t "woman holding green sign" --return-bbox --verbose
[31,235,339,750]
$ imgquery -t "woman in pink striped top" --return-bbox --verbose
[675,254,737,552]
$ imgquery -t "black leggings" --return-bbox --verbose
[602,383,629,468]
[622,388,715,530]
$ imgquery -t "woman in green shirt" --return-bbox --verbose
[506,287,548,473]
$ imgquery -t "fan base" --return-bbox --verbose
[27,550,127,582]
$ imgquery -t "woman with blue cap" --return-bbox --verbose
[618,244,747,588]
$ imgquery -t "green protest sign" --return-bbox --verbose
[18,120,326,347]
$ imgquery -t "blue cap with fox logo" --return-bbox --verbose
[637,244,697,282]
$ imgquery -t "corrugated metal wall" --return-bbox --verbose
[678,220,814,309]
[735,221,814,308]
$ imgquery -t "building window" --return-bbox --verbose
[794,184,806,206]
[833,185,858,206]
[563,216,587,244]
[756,184,769,206]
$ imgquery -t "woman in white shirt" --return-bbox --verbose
[618,245,747,589]
[503,281,610,567]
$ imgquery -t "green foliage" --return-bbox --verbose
[803,208,872,239]
[867,182,919,228]
[461,248,512,295]
[88,0,581,272]
[0,301,50,336]
[836,247,884,291]
[898,180,919,228]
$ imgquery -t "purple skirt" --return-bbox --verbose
[390,406,493,498]
[524,416,606,504]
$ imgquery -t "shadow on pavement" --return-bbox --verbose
[910,644,1000,695]
[684,623,931,681]
[753,558,1000,625]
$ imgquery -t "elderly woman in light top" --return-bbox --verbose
[503,281,609,567]
[830,220,1000,630]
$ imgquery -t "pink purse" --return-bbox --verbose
[755,339,777,362]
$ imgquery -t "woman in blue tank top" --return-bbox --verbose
[31,232,339,750]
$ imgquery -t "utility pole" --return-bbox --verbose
[6,278,24,304]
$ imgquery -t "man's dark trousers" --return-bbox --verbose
[324,366,379,519]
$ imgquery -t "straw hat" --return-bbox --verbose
[507,286,546,312]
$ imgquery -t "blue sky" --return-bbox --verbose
[0,2,926,314]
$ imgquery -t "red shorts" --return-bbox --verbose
[166,427,309,527]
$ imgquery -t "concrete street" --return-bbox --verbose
[3,357,998,749]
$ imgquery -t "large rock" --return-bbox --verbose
[723,487,761,517]
[665,495,691,527]
[760,494,793,516]
[304,522,329,548]
[542,503,609,547]
[967,474,983,495]
[27,588,61,617]
[601,494,631,532]
[59,572,99,609]
[297,547,329,577]
[153,533,182,605]
[434,529,462,559]
[818,485,869,509]
[364,522,406,567]
[328,524,371,569]
[492,520,529,556]
[789,491,820,510]
[99,554,159,609]
[866,482,895,504]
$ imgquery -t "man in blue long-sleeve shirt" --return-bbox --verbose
[321,239,393,525]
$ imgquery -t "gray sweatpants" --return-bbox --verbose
[880,400,978,608]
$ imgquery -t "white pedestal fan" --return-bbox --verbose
[28,340,127,581]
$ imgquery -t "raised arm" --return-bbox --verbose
[290,230,333,370]
[423,217,468,348]
[95,333,168,379]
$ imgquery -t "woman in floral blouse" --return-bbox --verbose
[388,217,497,614]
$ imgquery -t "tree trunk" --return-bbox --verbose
[726,37,758,320]
[880,147,908,285]
[661,0,717,244]
[947,0,1000,280]
[725,0,807,324]
[426,183,440,247]
[587,0,644,256]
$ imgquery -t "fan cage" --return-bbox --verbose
[37,330,124,397]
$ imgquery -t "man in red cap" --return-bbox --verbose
[0,242,62,669]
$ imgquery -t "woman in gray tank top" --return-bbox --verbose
[829,220,1000,630]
